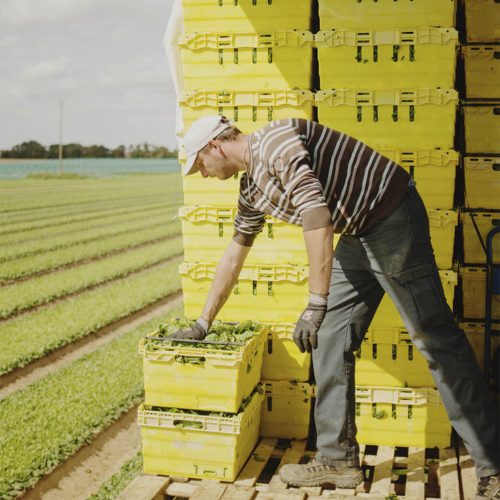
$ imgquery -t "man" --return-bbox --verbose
[172,115,499,498]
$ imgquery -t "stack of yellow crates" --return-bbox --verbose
[180,0,317,456]
[316,0,458,447]
[138,321,267,480]
[139,1,479,479]
[460,0,500,378]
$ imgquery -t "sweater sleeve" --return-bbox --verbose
[233,178,265,247]
[263,129,332,231]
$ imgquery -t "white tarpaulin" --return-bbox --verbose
[163,0,184,151]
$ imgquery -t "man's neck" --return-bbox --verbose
[224,134,250,172]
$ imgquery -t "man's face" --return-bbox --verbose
[196,141,236,180]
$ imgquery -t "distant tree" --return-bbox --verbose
[129,144,144,158]
[10,141,47,158]
[47,145,60,159]
[112,145,126,158]
[64,143,84,158]
[82,145,111,158]
[154,146,177,158]
[1,141,177,159]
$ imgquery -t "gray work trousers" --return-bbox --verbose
[313,184,499,478]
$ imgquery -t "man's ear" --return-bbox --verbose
[208,139,226,157]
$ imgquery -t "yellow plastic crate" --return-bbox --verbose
[318,0,456,30]
[180,31,313,90]
[260,381,314,439]
[371,270,457,328]
[383,150,459,204]
[461,266,500,320]
[464,101,500,154]
[463,45,500,99]
[182,171,240,206]
[262,323,310,381]
[180,204,453,269]
[356,328,435,388]
[180,204,454,268]
[316,28,458,89]
[461,212,500,264]
[139,324,267,412]
[464,156,500,210]
[182,0,312,32]
[429,210,458,270]
[182,148,458,209]
[465,0,500,42]
[181,262,309,322]
[460,322,500,371]
[316,89,458,149]
[139,389,263,481]
[180,90,314,135]
[180,205,307,264]
[354,386,451,448]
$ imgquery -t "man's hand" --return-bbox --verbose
[169,320,207,341]
[293,301,327,353]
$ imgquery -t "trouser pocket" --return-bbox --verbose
[391,263,450,329]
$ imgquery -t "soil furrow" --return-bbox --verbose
[21,405,142,500]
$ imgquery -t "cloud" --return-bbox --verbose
[22,58,70,80]
[0,34,17,48]
[0,0,177,149]
[0,0,101,25]
[0,0,167,26]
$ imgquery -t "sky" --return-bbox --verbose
[0,0,178,150]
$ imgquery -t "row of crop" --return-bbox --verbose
[0,201,177,247]
[0,199,173,239]
[0,221,181,283]
[0,174,181,213]
[0,188,167,215]
[0,257,182,375]
[0,236,183,319]
[0,306,182,499]
[0,211,175,263]
[89,452,143,500]
[0,192,169,229]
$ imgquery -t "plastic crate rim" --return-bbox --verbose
[139,325,267,363]
[137,389,264,433]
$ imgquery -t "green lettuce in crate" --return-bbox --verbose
[145,385,264,427]
[144,318,261,352]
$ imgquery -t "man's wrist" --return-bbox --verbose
[196,317,210,332]
[309,292,328,306]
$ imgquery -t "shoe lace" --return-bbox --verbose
[476,475,500,498]
[306,459,334,473]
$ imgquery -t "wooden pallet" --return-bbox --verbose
[119,439,471,500]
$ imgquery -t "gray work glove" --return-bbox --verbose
[293,302,327,353]
[168,320,207,341]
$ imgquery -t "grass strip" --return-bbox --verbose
[0,237,182,318]
[0,221,180,283]
[0,210,174,263]
[0,306,182,499]
[87,453,143,500]
[0,258,182,375]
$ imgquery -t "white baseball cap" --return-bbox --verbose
[182,115,232,176]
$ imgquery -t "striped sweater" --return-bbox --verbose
[233,118,410,246]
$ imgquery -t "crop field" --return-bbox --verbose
[0,173,184,499]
